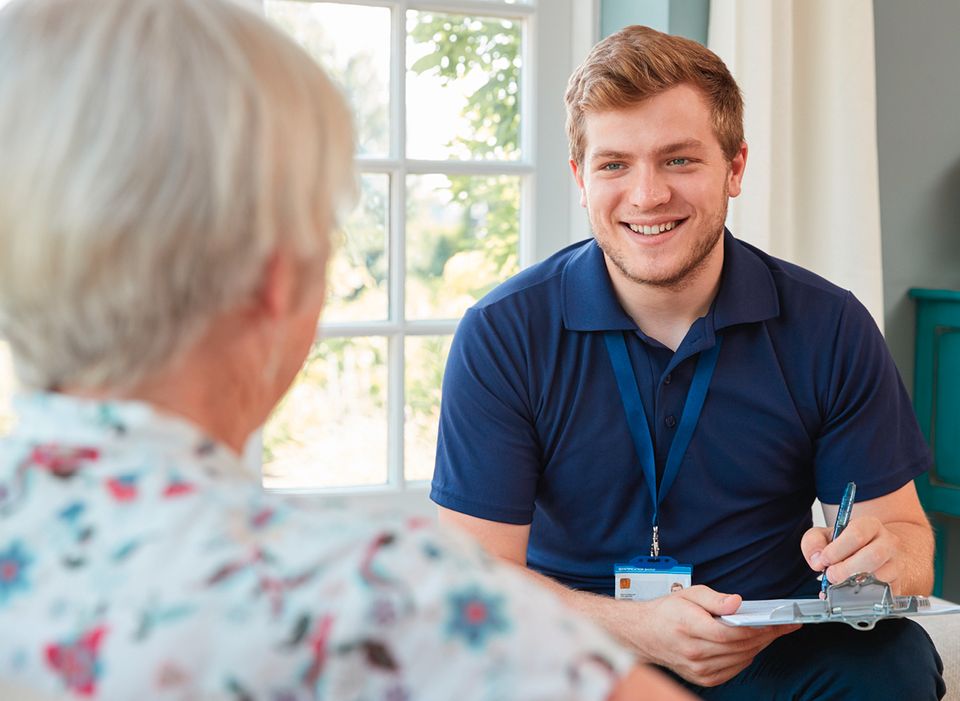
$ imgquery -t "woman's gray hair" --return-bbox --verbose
[0,0,356,391]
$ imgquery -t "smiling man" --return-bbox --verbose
[431,25,946,699]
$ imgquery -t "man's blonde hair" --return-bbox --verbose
[0,0,356,391]
[565,25,744,167]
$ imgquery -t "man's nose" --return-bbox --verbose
[628,168,671,209]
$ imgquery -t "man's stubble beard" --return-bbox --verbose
[593,185,730,292]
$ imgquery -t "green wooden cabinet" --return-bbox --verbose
[910,288,960,596]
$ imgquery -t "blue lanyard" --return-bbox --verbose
[603,331,722,556]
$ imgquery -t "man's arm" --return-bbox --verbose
[800,481,934,595]
[439,507,799,688]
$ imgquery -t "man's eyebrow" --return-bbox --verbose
[588,140,709,162]
[654,139,708,156]
[588,149,632,162]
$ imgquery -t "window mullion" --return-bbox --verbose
[387,1,408,490]
[519,14,535,269]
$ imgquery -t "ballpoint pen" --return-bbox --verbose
[820,481,857,598]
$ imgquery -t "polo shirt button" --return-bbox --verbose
[664,373,672,385]
[665,415,677,428]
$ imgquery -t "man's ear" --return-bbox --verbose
[727,141,748,198]
[570,159,587,207]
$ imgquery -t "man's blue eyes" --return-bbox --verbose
[599,158,690,171]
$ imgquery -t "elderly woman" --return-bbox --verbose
[0,0,691,699]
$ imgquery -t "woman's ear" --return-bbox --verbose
[254,250,298,321]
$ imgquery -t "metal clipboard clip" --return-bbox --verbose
[769,573,930,630]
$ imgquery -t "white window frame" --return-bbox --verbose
[254,0,599,506]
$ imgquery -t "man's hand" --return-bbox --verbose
[800,482,934,596]
[623,585,799,687]
[801,516,900,591]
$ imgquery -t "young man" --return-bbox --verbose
[431,25,946,698]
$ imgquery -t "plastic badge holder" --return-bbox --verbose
[615,555,692,601]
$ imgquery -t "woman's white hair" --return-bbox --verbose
[0,0,356,391]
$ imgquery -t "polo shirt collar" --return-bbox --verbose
[561,239,636,331]
[560,230,780,333]
[713,230,780,330]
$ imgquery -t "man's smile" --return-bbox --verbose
[621,218,688,237]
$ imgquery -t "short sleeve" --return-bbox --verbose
[813,293,931,503]
[430,306,542,524]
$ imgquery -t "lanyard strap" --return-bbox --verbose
[604,331,722,554]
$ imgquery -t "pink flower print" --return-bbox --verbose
[405,516,432,531]
[45,626,108,696]
[250,507,277,530]
[445,586,510,649]
[105,474,138,502]
[162,479,196,498]
[301,614,334,688]
[30,444,99,478]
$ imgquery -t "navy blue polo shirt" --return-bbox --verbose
[431,231,931,599]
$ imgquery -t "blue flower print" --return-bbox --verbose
[445,585,510,649]
[0,541,33,606]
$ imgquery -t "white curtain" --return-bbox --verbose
[709,0,885,329]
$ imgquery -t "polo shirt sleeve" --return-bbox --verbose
[813,292,932,504]
[431,306,541,525]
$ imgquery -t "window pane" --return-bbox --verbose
[404,335,452,482]
[406,11,522,160]
[263,336,388,489]
[266,1,390,157]
[406,174,520,319]
[325,173,389,322]
[0,342,15,434]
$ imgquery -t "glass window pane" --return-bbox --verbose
[0,342,15,434]
[406,11,522,160]
[406,174,520,320]
[325,173,389,322]
[263,336,388,489]
[404,335,452,482]
[266,1,390,157]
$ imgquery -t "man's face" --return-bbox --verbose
[571,83,746,290]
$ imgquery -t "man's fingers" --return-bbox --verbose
[818,517,896,584]
[676,585,741,615]
[800,527,832,569]
[821,517,879,563]
[806,517,888,577]
[677,635,782,686]
[680,624,800,687]
[824,541,893,585]
[687,616,793,647]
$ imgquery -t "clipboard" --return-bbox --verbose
[721,573,960,631]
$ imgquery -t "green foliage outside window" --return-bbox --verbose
[264,8,523,485]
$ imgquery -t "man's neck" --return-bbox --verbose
[606,244,724,352]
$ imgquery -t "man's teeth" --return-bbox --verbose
[627,221,678,235]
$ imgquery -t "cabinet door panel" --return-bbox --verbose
[934,327,960,486]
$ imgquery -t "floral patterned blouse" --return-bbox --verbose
[0,393,634,700]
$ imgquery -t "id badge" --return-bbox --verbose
[614,556,692,601]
